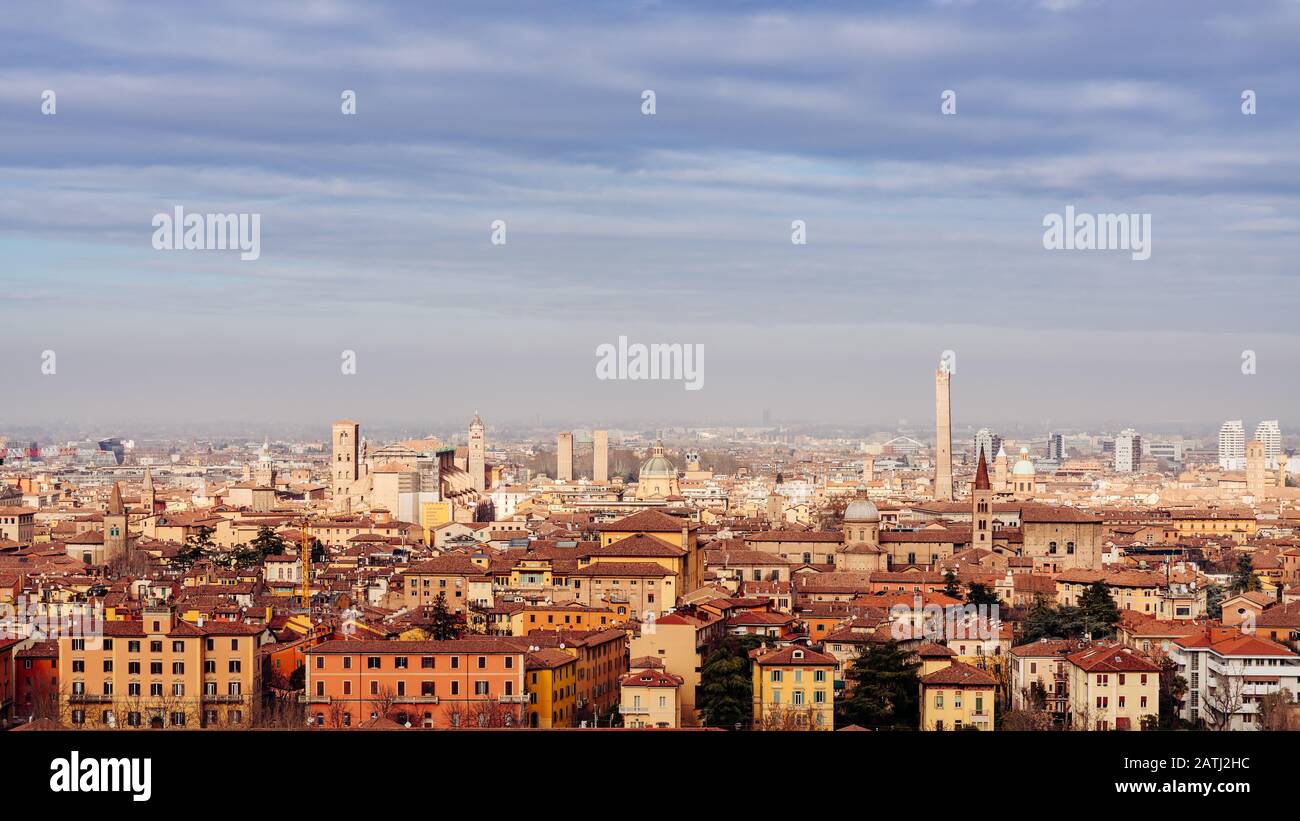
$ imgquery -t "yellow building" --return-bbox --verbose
[59,604,263,729]
[525,648,578,728]
[619,668,683,728]
[1170,509,1257,544]
[512,603,617,635]
[1065,644,1159,731]
[628,609,726,726]
[592,508,701,591]
[919,658,997,731]
[750,644,836,730]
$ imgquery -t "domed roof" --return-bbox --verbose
[640,456,676,477]
[1012,447,1036,476]
[844,497,880,523]
[639,441,676,478]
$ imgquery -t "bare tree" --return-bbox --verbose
[1257,688,1298,731]
[1205,670,1246,731]
[370,685,398,723]
[756,705,819,731]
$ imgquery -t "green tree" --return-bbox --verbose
[1154,656,1190,730]
[965,582,1000,607]
[1230,553,1261,594]
[423,592,466,641]
[230,544,262,569]
[698,635,763,729]
[1020,594,1069,642]
[251,525,287,558]
[174,525,215,570]
[1205,582,1226,620]
[837,639,921,730]
[942,570,961,598]
[1076,581,1121,639]
[310,538,327,563]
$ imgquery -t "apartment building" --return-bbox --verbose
[58,605,264,729]
[1169,627,1300,730]
[304,638,527,728]
[750,644,836,730]
[1066,644,1160,731]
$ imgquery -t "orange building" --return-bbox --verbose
[13,639,59,721]
[304,638,528,728]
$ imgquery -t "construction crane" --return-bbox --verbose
[300,515,313,612]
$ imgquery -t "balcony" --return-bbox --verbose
[498,694,528,704]
[395,695,440,704]
[299,693,331,704]
[619,705,650,715]
[202,693,245,703]
[68,694,114,704]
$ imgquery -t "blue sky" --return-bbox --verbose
[1,0,1298,432]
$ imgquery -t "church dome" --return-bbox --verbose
[844,498,880,523]
[1012,447,1036,476]
[639,442,676,478]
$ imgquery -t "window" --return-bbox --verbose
[367,657,381,669]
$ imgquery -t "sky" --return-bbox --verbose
[1,0,1298,435]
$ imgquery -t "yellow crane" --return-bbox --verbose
[300,516,312,612]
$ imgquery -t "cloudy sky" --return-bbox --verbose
[1,0,1298,435]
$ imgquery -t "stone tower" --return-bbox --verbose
[557,432,574,482]
[1247,439,1266,496]
[141,468,157,538]
[468,412,486,492]
[972,450,993,550]
[104,482,129,564]
[593,429,609,483]
[332,420,360,503]
[142,467,156,513]
[933,360,953,501]
[994,446,1008,493]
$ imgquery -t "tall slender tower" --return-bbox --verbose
[557,432,574,482]
[468,412,486,492]
[104,482,129,563]
[142,467,156,513]
[994,446,1008,492]
[593,429,609,483]
[141,468,157,538]
[972,450,992,549]
[1247,439,1266,496]
[331,420,360,503]
[934,360,953,501]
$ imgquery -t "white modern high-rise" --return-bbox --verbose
[973,428,1001,464]
[1218,420,1246,470]
[1114,428,1141,473]
[1254,420,1282,468]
